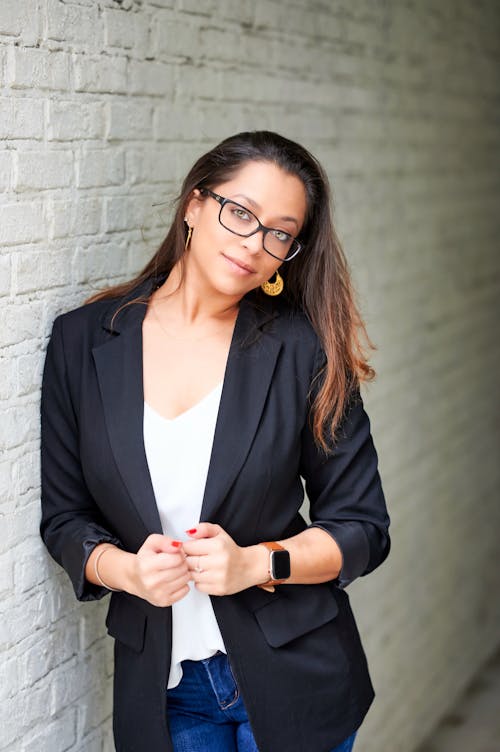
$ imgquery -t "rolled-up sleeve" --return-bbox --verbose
[40,315,122,601]
[299,369,390,589]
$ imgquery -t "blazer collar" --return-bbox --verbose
[99,276,280,337]
[92,277,283,535]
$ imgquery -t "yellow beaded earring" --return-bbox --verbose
[261,271,284,296]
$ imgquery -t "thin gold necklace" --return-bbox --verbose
[149,301,238,343]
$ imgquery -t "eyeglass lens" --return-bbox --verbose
[220,201,299,260]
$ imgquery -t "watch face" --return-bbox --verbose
[270,550,290,580]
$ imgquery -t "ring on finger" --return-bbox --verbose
[194,556,203,573]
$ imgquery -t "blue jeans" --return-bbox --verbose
[166,652,358,752]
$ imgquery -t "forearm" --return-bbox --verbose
[85,543,137,593]
[244,527,343,587]
[85,536,190,607]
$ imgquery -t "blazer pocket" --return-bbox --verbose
[252,583,339,648]
[105,592,147,653]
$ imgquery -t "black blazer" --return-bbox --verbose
[40,276,390,752]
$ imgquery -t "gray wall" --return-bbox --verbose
[1,1,499,750]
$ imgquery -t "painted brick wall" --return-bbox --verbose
[1,2,499,750]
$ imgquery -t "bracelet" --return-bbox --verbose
[94,545,122,592]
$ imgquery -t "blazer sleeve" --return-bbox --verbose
[299,349,391,590]
[40,315,123,602]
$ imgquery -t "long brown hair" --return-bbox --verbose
[86,131,376,451]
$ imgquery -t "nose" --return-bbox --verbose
[240,229,265,254]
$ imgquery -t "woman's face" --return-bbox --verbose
[184,160,308,299]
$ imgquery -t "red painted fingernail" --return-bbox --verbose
[172,540,182,547]
[186,528,197,534]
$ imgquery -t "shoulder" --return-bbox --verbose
[54,296,116,332]
[50,277,153,341]
[246,290,323,377]
[271,294,321,353]
[249,290,319,344]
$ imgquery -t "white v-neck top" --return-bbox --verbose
[143,382,227,689]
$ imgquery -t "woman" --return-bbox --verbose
[40,131,390,752]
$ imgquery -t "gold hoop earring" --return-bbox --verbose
[261,271,283,296]
[185,226,193,250]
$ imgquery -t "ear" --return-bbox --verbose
[184,188,204,226]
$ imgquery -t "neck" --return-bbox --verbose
[152,260,241,325]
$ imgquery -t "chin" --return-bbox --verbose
[217,280,259,299]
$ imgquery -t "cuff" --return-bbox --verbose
[62,529,123,602]
[308,521,370,589]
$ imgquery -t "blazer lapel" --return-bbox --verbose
[92,281,282,534]
[92,285,163,535]
[200,296,282,523]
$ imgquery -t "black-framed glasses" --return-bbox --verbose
[199,187,303,261]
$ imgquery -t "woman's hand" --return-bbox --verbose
[128,534,191,607]
[182,523,268,596]
[86,536,191,607]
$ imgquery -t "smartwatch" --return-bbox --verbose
[257,541,291,592]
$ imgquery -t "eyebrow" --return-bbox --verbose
[230,193,299,230]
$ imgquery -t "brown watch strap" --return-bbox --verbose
[257,541,286,592]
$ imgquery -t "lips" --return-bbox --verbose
[221,253,257,274]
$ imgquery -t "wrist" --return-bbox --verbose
[244,544,271,588]
[94,545,121,591]
[120,550,141,595]
[94,545,136,594]
[257,541,291,591]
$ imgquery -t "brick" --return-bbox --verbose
[78,728,110,752]
[14,549,50,593]
[47,100,106,141]
[6,47,70,91]
[15,248,72,294]
[105,194,156,233]
[0,685,23,746]
[79,607,108,651]
[12,450,39,497]
[16,352,43,397]
[0,97,44,140]
[106,100,154,140]
[177,0,213,14]
[0,202,45,246]
[0,300,44,347]
[128,59,174,96]
[76,148,125,188]
[0,355,14,400]
[76,240,129,284]
[18,622,79,689]
[104,7,150,52]
[73,53,128,94]
[0,682,52,743]
[0,403,38,451]
[46,195,102,239]
[154,102,205,141]
[14,150,74,191]
[0,254,11,296]
[195,101,245,140]
[49,655,92,715]
[212,0,255,26]
[150,12,199,59]
[22,708,77,752]
[0,501,48,569]
[0,150,12,191]
[77,679,113,737]
[174,63,223,101]
[0,549,14,596]
[46,0,100,50]
[125,147,173,185]
[0,0,41,44]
